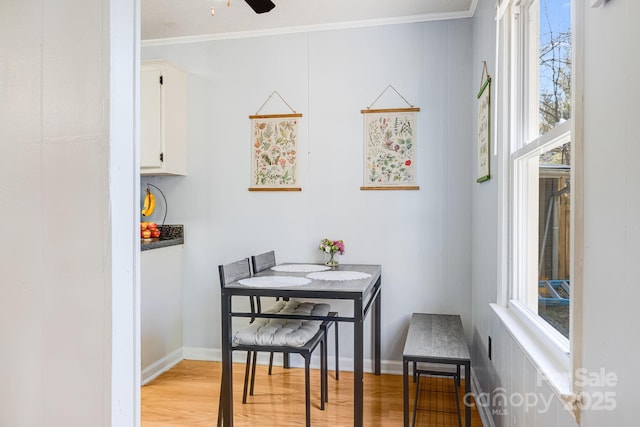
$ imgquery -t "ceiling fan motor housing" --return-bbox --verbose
[245,0,275,13]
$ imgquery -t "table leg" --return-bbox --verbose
[374,279,381,375]
[403,359,409,427]
[220,292,233,427]
[354,296,364,427]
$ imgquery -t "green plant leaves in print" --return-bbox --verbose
[252,118,299,186]
[363,112,417,185]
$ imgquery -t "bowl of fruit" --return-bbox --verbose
[140,221,161,240]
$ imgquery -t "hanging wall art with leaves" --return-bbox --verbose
[249,113,302,191]
[361,109,419,190]
[361,85,420,190]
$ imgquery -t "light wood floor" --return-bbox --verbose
[141,360,483,427]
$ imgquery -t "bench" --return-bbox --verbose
[402,313,471,427]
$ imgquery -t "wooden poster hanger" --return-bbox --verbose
[361,85,420,114]
[249,90,303,120]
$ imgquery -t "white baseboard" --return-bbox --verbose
[182,346,218,362]
[184,346,403,374]
[182,346,468,378]
[142,348,184,385]
[470,367,494,427]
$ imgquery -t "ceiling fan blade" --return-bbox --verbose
[244,0,275,14]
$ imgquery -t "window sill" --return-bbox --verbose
[490,303,580,421]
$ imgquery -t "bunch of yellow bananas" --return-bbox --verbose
[141,188,156,217]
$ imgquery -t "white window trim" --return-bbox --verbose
[511,120,572,322]
[568,0,585,420]
[494,0,584,422]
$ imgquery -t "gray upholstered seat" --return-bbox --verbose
[234,300,330,347]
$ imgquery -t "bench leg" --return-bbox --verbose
[403,359,409,427]
[412,371,421,427]
[453,370,462,427]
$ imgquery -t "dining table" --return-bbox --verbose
[219,263,382,427]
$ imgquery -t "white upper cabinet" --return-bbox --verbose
[140,60,187,175]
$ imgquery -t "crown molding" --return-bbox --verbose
[142,9,476,47]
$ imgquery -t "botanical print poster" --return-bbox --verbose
[361,109,419,189]
[477,76,491,183]
[249,114,302,191]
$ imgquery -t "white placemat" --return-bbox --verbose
[271,264,331,273]
[306,271,372,281]
[237,276,311,288]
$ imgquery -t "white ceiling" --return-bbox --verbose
[142,0,476,43]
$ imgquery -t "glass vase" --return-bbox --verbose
[326,251,339,267]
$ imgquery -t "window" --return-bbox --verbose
[495,0,583,415]
[507,0,573,342]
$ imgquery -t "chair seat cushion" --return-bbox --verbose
[233,300,331,347]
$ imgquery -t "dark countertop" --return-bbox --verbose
[141,224,184,251]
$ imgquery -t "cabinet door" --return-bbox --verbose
[140,68,163,169]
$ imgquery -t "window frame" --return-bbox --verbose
[495,0,583,420]
[510,120,572,350]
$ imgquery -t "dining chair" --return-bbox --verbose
[217,258,331,427]
[249,250,340,406]
[248,250,283,379]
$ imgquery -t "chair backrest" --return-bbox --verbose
[251,250,276,274]
[219,258,260,319]
[219,258,251,287]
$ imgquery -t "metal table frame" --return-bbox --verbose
[219,264,382,427]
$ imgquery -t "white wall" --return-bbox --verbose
[470,0,500,418]
[0,0,139,426]
[470,0,640,426]
[579,1,640,425]
[141,19,474,370]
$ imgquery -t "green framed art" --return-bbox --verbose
[477,75,491,183]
